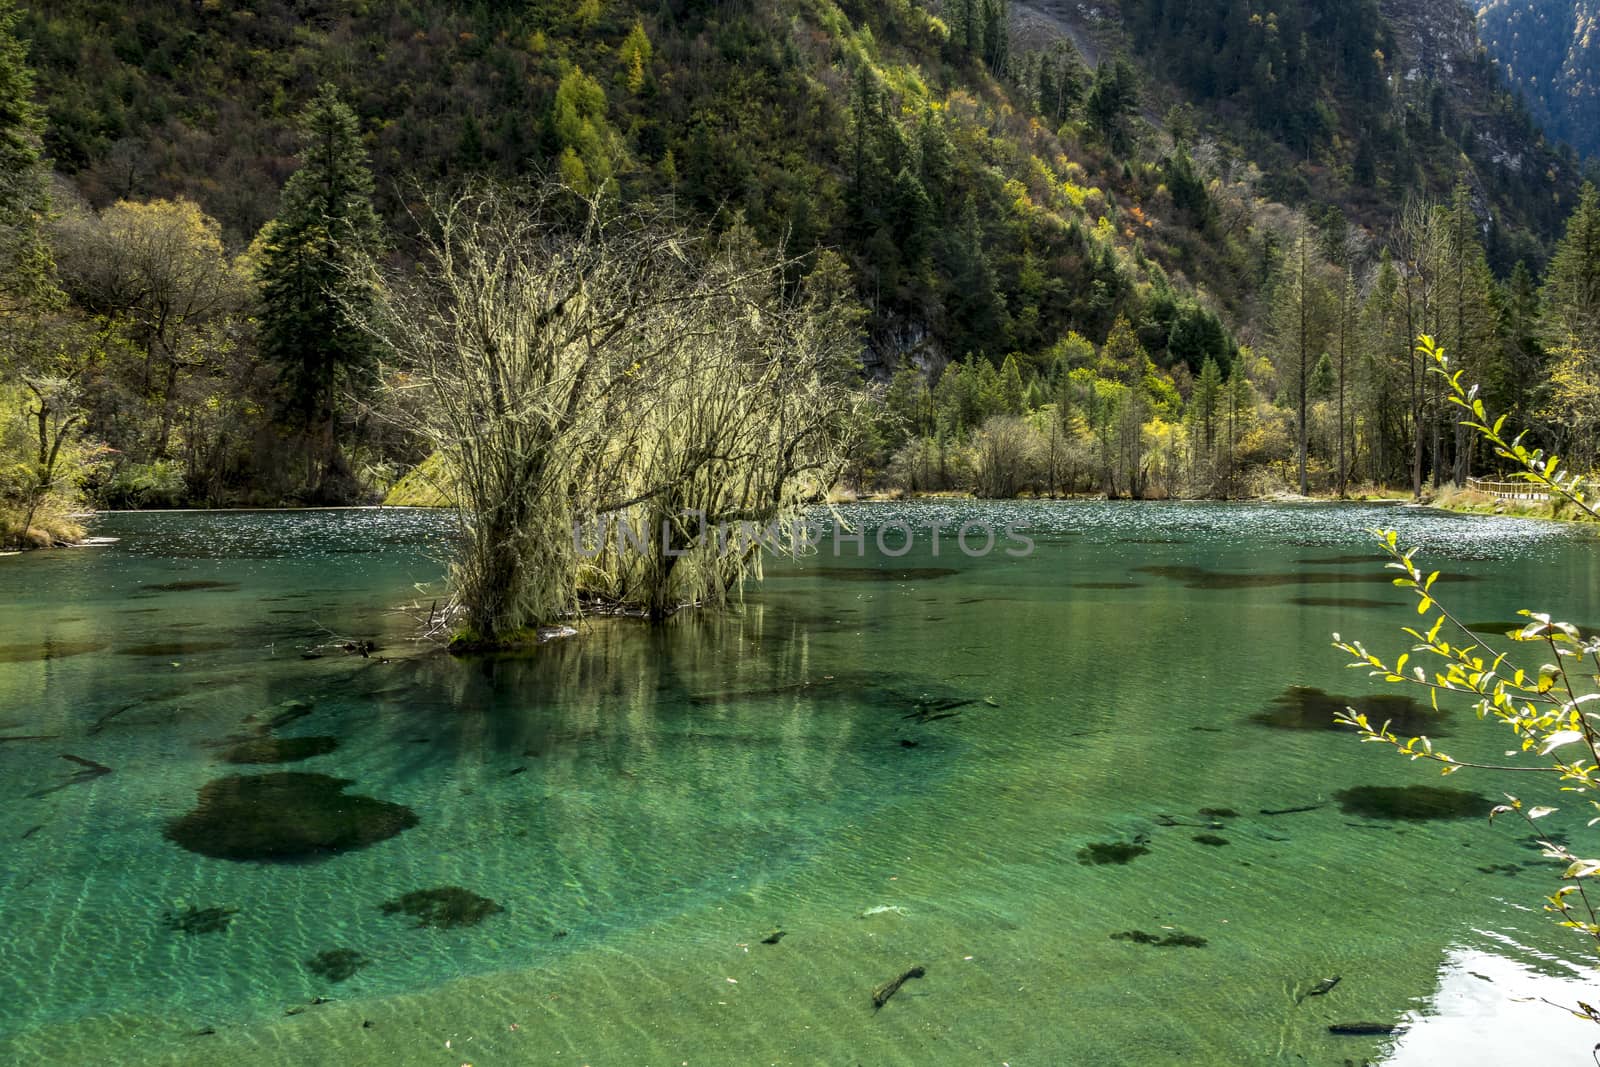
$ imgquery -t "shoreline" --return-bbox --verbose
[6,490,1579,556]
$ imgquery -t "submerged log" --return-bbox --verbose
[28,754,112,798]
[1260,803,1325,816]
[871,964,926,1010]
[1328,1021,1402,1035]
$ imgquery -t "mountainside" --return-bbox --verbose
[1011,0,1577,267]
[7,0,1600,522]
[1478,0,1600,159]
[17,0,1579,376]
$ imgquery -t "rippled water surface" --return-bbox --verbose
[3,502,1600,1066]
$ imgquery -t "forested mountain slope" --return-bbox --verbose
[1478,0,1600,160]
[5,0,1599,524]
[19,0,1577,369]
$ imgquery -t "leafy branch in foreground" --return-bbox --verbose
[1333,336,1600,1018]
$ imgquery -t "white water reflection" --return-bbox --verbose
[1385,934,1600,1066]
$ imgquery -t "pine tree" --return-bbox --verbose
[1099,314,1150,386]
[1085,60,1139,154]
[946,196,1005,359]
[1539,182,1600,465]
[552,68,614,195]
[1501,260,1543,413]
[980,0,1009,74]
[999,353,1025,415]
[257,84,383,490]
[620,21,652,95]
[1193,356,1222,451]
[1543,183,1600,352]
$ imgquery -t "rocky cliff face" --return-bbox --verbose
[1381,0,1479,83]
[1379,0,1531,174]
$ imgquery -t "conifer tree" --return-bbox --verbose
[999,353,1025,415]
[1193,356,1222,451]
[1539,182,1600,466]
[257,84,383,490]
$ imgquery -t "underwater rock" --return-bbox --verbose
[1192,833,1229,847]
[379,886,503,929]
[1077,840,1150,865]
[162,905,238,935]
[1251,686,1449,734]
[1333,785,1488,821]
[1110,929,1207,947]
[165,773,418,861]
[219,736,338,764]
[871,964,926,1010]
[306,948,368,982]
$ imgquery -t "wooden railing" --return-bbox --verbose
[1465,476,1550,502]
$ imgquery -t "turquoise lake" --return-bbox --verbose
[3,501,1600,1065]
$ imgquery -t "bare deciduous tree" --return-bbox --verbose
[357,183,865,642]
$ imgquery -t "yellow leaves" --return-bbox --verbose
[1563,859,1600,880]
[1002,178,1033,216]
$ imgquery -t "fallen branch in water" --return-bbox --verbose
[871,965,926,1011]
[1260,803,1324,816]
[28,753,112,798]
